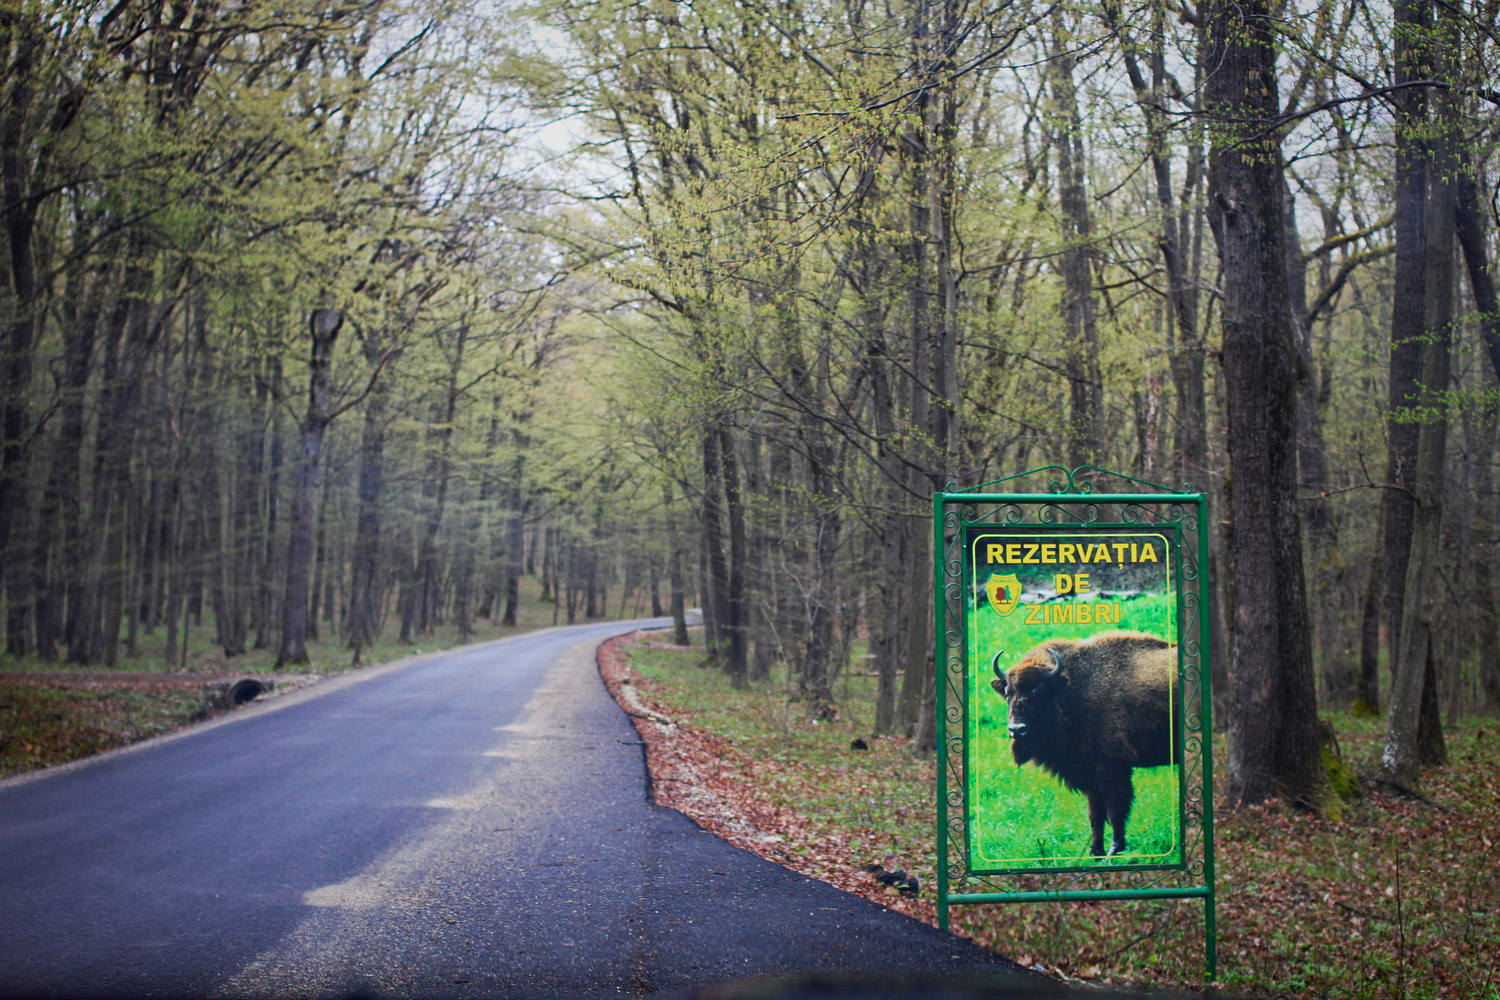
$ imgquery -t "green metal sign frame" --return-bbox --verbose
[934,465,1216,979]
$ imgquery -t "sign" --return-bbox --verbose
[965,527,1180,871]
[932,467,1215,979]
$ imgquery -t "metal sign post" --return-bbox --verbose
[934,466,1216,980]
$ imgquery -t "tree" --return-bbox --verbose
[1202,0,1340,815]
[1381,0,1463,789]
[277,308,344,667]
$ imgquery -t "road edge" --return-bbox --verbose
[594,629,1047,982]
[0,626,581,792]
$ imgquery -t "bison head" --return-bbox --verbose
[990,645,1069,766]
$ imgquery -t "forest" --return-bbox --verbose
[1,0,1497,813]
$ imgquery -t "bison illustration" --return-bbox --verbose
[990,630,1178,859]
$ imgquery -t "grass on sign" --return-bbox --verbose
[622,629,1500,999]
[968,590,1180,869]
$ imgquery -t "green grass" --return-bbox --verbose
[967,589,1179,868]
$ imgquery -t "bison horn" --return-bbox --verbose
[1046,646,1065,678]
[990,650,1007,696]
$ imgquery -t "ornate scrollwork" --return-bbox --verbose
[935,480,1212,916]
[951,465,1198,500]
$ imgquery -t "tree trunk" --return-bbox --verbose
[0,40,43,655]
[1381,0,1434,689]
[1354,554,1384,714]
[1383,3,1458,787]
[1285,184,1350,706]
[501,431,526,627]
[411,325,467,635]
[1103,0,1206,487]
[801,436,841,717]
[742,432,774,679]
[346,361,390,661]
[70,268,154,666]
[719,422,749,687]
[1203,0,1339,815]
[1049,12,1103,466]
[1454,163,1500,386]
[700,421,732,666]
[308,444,333,641]
[255,361,285,651]
[1469,406,1500,710]
[663,482,690,646]
[39,268,101,661]
[275,308,341,668]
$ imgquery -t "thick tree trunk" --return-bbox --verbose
[700,417,749,682]
[895,527,933,738]
[1203,0,1338,815]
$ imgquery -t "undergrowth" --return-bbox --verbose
[0,680,215,776]
[623,631,1500,999]
[0,576,569,778]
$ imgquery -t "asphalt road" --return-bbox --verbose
[0,620,1026,999]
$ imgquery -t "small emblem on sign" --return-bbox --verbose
[986,573,1022,616]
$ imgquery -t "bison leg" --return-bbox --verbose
[1100,765,1135,858]
[1086,790,1108,857]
